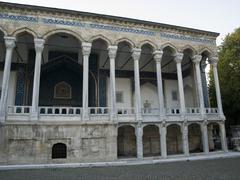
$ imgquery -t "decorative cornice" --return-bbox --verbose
[0,12,217,45]
[0,1,219,38]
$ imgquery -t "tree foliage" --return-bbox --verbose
[209,27,240,126]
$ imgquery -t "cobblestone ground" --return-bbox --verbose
[0,157,240,180]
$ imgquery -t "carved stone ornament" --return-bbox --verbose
[174,53,184,63]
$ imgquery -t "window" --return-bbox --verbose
[172,90,178,101]
[54,81,72,99]
[52,143,67,159]
[116,91,124,103]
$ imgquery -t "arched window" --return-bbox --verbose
[54,81,72,99]
[52,143,67,159]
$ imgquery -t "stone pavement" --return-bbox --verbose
[0,156,240,180]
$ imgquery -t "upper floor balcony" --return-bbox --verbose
[6,105,221,123]
[0,29,224,124]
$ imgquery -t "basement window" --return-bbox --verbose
[52,143,67,159]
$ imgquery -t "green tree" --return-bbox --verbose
[209,27,240,127]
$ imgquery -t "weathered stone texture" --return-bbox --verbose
[1,123,117,164]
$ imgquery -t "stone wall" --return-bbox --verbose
[0,123,117,164]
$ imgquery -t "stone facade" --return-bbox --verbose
[0,2,228,165]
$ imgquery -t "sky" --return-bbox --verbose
[1,0,240,45]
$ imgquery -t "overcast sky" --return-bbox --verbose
[2,0,240,45]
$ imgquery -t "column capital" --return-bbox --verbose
[108,45,118,59]
[4,36,15,49]
[82,42,92,56]
[174,53,184,63]
[153,50,164,63]
[34,39,45,52]
[132,48,141,61]
[209,56,219,67]
[192,55,202,64]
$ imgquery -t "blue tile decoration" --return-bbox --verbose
[0,13,37,22]
[160,32,215,45]
[42,18,85,28]
[0,12,215,45]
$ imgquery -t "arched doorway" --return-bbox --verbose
[117,125,136,158]
[167,124,183,155]
[208,122,222,151]
[188,123,203,153]
[143,125,160,157]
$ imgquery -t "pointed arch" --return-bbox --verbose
[88,34,112,46]
[43,29,84,43]
[115,38,135,49]
[0,26,8,36]
[138,40,157,51]
[198,47,214,57]
[161,42,178,55]
[181,45,197,55]
[12,27,37,39]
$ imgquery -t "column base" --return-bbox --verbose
[82,114,89,121]
[30,112,39,121]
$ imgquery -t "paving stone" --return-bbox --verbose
[0,157,239,180]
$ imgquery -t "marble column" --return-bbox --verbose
[201,122,209,154]
[160,123,167,158]
[154,50,165,119]
[209,57,224,117]
[219,122,228,152]
[0,37,15,122]
[82,42,92,120]
[192,55,205,116]
[174,53,186,117]
[201,61,210,107]
[182,122,189,156]
[132,48,142,120]
[31,39,45,120]
[108,46,118,120]
[135,124,143,159]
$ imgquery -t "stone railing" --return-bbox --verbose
[141,108,159,115]
[39,106,82,115]
[205,108,218,114]
[117,107,135,115]
[89,107,109,115]
[186,107,200,114]
[6,106,220,121]
[166,108,180,115]
[8,106,31,115]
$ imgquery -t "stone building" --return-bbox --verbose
[0,2,228,165]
